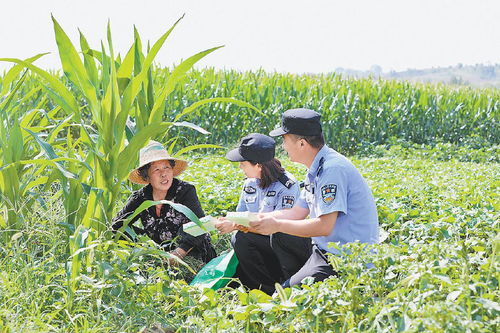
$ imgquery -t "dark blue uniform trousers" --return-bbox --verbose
[232,231,335,293]
[231,231,312,294]
[273,236,337,287]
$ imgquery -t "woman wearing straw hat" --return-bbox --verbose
[215,133,311,294]
[112,141,216,264]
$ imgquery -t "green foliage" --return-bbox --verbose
[160,68,499,154]
[0,16,256,237]
[1,150,498,332]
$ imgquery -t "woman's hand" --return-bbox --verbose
[167,247,188,266]
[215,218,237,235]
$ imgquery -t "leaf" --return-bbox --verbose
[23,128,81,179]
[0,58,79,115]
[148,45,224,124]
[115,199,204,240]
[478,298,500,312]
[379,228,389,243]
[11,232,23,242]
[116,42,136,81]
[79,29,98,87]
[446,290,461,302]
[83,48,120,69]
[21,176,49,196]
[0,69,28,114]
[174,97,262,121]
[46,114,74,143]
[121,15,184,113]
[0,211,6,228]
[7,119,24,163]
[52,15,98,111]
[434,274,452,285]
[171,121,211,135]
[1,53,48,96]
[173,144,222,157]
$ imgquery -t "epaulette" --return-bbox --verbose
[278,173,296,189]
[316,157,325,177]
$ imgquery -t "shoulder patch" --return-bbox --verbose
[244,186,256,194]
[282,195,295,209]
[321,184,337,204]
[245,196,256,204]
[266,191,276,197]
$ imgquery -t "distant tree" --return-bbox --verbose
[479,65,496,79]
[450,75,468,85]
[370,64,382,76]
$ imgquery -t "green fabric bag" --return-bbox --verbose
[189,249,239,290]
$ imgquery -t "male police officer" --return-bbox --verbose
[250,108,379,287]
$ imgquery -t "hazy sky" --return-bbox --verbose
[0,0,499,73]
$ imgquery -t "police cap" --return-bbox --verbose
[226,133,275,162]
[269,108,322,137]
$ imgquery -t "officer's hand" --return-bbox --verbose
[215,218,237,235]
[235,224,251,233]
[249,214,280,235]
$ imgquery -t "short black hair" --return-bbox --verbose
[138,160,176,182]
[291,133,325,149]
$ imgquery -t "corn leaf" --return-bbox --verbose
[52,15,98,111]
[1,53,48,96]
[148,46,224,124]
[0,58,79,115]
[175,97,262,121]
[173,144,223,157]
[121,15,184,113]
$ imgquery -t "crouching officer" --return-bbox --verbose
[250,109,379,287]
[215,133,311,294]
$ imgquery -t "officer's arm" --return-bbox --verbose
[250,211,338,237]
[260,205,309,220]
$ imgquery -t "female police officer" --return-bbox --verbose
[215,133,311,294]
[249,109,379,287]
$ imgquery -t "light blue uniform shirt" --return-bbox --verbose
[296,145,379,254]
[236,172,300,213]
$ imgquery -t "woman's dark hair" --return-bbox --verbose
[138,160,176,182]
[250,158,285,189]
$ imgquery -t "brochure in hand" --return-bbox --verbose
[183,216,217,236]
[224,211,258,227]
[183,212,259,236]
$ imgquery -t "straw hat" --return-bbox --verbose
[128,141,188,184]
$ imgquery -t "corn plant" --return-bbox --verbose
[0,67,71,239]
[0,16,258,237]
[161,68,499,153]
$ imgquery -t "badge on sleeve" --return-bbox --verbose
[282,195,295,209]
[321,184,337,204]
[245,196,256,204]
[244,186,256,194]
